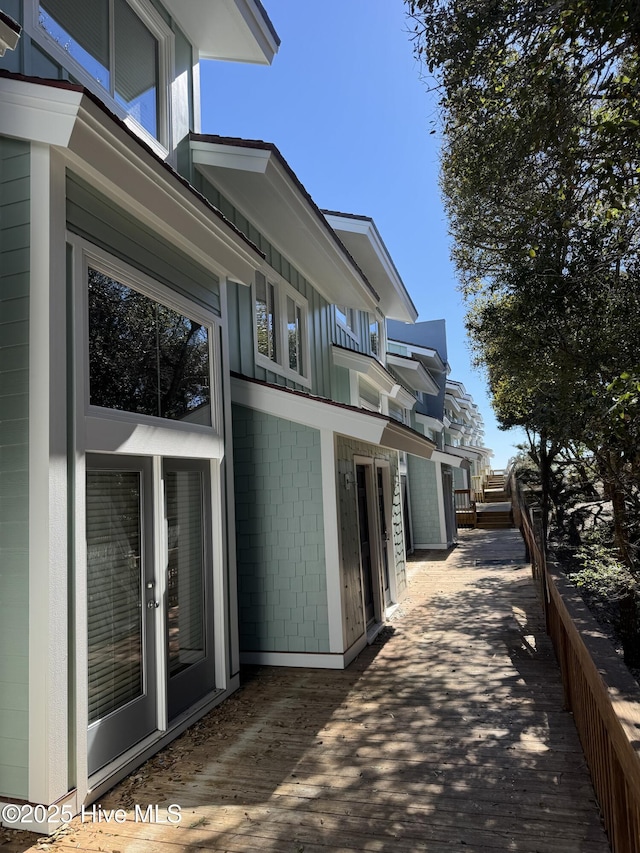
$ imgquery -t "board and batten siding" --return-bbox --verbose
[194,173,334,398]
[0,135,30,799]
[232,405,329,655]
[66,174,220,316]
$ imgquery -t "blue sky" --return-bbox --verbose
[200,0,526,468]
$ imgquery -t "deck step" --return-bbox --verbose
[476,511,514,530]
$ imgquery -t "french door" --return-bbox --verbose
[86,455,215,775]
[86,456,156,775]
[356,465,376,626]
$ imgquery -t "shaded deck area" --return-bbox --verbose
[5,529,610,853]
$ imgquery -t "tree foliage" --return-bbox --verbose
[407,0,640,565]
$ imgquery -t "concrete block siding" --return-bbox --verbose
[233,404,329,653]
[407,455,443,547]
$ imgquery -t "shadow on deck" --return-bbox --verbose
[3,530,610,853]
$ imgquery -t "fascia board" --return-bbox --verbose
[415,413,444,433]
[445,393,462,415]
[385,354,439,395]
[230,377,386,445]
[380,421,434,460]
[193,151,378,311]
[444,444,483,461]
[325,214,417,322]
[431,450,463,468]
[65,101,263,283]
[0,77,82,146]
[390,384,417,411]
[0,19,20,56]
[332,346,396,395]
[191,141,271,174]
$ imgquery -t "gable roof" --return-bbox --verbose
[191,133,381,309]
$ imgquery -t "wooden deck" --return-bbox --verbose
[3,529,610,853]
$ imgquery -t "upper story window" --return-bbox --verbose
[369,315,383,358]
[335,305,357,337]
[87,264,213,425]
[34,0,171,150]
[254,271,310,387]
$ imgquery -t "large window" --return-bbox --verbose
[254,271,309,385]
[35,0,169,145]
[87,266,213,424]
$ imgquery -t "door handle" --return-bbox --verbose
[147,600,160,609]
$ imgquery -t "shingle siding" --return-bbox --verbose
[233,405,329,654]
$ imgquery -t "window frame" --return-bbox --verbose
[253,271,311,388]
[28,0,173,156]
[369,314,385,361]
[335,304,358,340]
[71,234,223,449]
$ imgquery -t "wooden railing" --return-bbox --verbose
[454,489,476,527]
[510,471,640,853]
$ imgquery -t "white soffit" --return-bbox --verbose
[324,213,418,322]
[0,77,264,284]
[332,346,396,396]
[191,139,379,310]
[163,0,279,64]
[386,353,439,395]
[0,14,20,56]
[415,413,444,433]
[431,449,462,468]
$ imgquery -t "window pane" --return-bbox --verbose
[114,0,159,138]
[88,267,211,423]
[255,274,277,362]
[370,319,379,355]
[86,470,143,724]
[40,0,110,89]
[336,305,348,326]
[166,470,206,677]
[287,296,299,372]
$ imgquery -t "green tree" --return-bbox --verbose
[407,0,640,565]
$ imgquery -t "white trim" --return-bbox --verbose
[240,651,351,670]
[28,144,69,804]
[0,17,20,55]
[26,0,174,155]
[386,353,439,396]
[253,271,311,388]
[413,542,449,551]
[320,430,344,654]
[433,460,448,546]
[332,345,396,395]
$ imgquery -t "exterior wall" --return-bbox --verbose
[0,135,30,798]
[336,437,405,650]
[233,405,329,654]
[195,172,334,397]
[453,466,466,489]
[407,455,444,547]
[66,174,220,314]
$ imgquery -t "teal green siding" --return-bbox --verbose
[0,136,30,799]
[66,174,220,315]
[194,173,334,398]
[453,466,465,489]
[332,365,351,405]
[233,406,328,654]
[407,455,443,546]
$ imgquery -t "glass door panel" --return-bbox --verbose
[164,460,215,720]
[86,458,156,775]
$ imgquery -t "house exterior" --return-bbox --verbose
[183,139,436,668]
[386,320,492,550]
[0,0,280,831]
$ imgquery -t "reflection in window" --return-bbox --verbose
[88,267,211,423]
[39,0,159,139]
[370,317,380,356]
[255,273,278,362]
[287,296,303,374]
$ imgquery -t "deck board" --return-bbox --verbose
[2,529,611,853]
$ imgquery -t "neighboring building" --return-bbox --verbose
[0,0,279,831]
[387,320,492,550]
